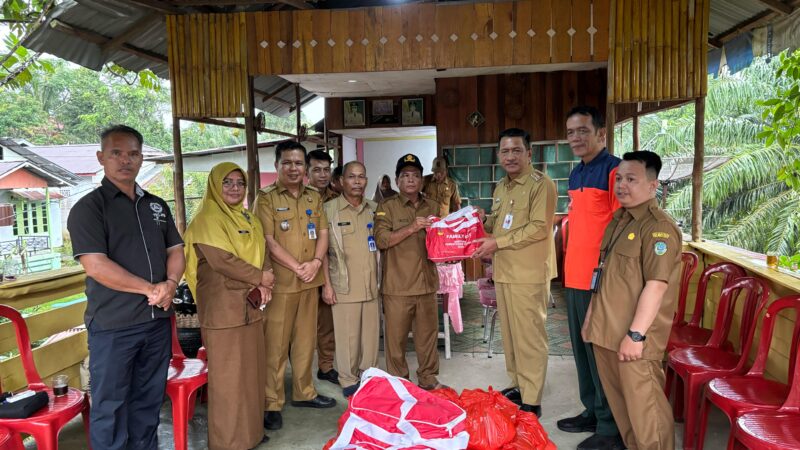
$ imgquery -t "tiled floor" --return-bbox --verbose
[451,282,573,356]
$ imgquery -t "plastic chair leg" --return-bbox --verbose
[443,313,451,360]
[171,388,194,450]
[664,365,674,398]
[696,397,712,450]
[32,429,58,450]
[674,377,685,421]
[488,309,498,358]
[82,396,92,450]
[682,378,701,450]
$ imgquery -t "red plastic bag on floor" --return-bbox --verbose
[430,387,463,407]
[426,206,485,263]
[501,411,557,450]
[458,388,516,450]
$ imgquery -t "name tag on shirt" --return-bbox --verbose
[337,222,351,226]
[238,230,250,234]
[502,213,513,229]
[276,207,289,212]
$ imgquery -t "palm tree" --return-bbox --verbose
[614,57,800,256]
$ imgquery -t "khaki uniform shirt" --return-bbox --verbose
[586,199,682,360]
[324,196,378,302]
[484,165,557,284]
[321,186,340,203]
[253,181,328,294]
[193,244,271,329]
[423,175,461,217]
[374,194,439,296]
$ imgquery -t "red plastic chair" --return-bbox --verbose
[166,314,208,450]
[0,426,22,450]
[667,262,746,353]
[0,305,90,450]
[673,252,700,327]
[697,295,800,450]
[665,277,770,449]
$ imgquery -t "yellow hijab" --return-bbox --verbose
[183,162,265,296]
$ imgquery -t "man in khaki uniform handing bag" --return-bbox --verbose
[473,128,557,418]
[582,151,681,450]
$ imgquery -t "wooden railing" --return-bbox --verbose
[0,267,87,392]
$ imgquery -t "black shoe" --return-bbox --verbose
[264,411,282,430]
[556,413,598,433]
[317,368,340,385]
[577,433,625,450]
[520,403,542,418]
[343,383,359,398]
[291,395,337,408]
[501,387,522,404]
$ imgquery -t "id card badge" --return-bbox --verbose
[306,209,317,240]
[502,213,513,229]
[367,223,377,252]
[590,267,603,293]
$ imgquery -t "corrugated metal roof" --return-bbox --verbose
[709,0,775,37]
[24,143,164,175]
[21,0,316,116]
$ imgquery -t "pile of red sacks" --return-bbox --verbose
[430,387,556,450]
[323,366,555,450]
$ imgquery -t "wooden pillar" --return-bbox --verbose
[295,83,302,141]
[632,114,640,151]
[245,76,259,206]
[691,97,705,241]
[171,117,186,234]
[606,102,616,154]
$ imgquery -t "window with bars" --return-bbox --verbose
[13,202,49,235]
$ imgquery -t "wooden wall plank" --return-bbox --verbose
[435,4,457,68]
[348,10,366,73]
[473,3,492,67]
[513,0,532,65]
[655,0,663,100]
[572,0,592,62]
[530,0,550,63]
[313,10,332,74]
[593,0,610,61]
[417,3,435,69]
[493,1,514,67]
[331,11,349,73]
[364,7,381,72]
[551,0,572,63]
[478,75,501,143]
[456,4,477,68]
[0,333,87,393]
[382,6,403,71]
[0,302,85,355]
[401,4,419,71]
[678,0,688,98]
[647,0,656,100]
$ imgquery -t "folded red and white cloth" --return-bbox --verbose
[324,368,469,450]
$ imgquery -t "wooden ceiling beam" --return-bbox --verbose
[756,0,794,15]
[126,0,183,15]
[50,20,167,65]
[101,15,162,58]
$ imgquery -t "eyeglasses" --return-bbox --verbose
[222,180,246,189]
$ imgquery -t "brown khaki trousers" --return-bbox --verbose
[317,297,336,372]
[331,299,380,388]
[383,293,440,387]
[594,346,675,450]
[263,289,318,411]
[203,321,266,450]
[495,282,549,405]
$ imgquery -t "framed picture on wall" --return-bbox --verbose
[343,100,365,127]
[370,99,399,125]
[402,98,424,125]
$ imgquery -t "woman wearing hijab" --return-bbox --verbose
[372,174,398,202]
[184,162,275,450]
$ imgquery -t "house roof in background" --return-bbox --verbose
[0,160,77,187]
[11,189,64,201]
[0,162,25,178]
[24,143,164,175]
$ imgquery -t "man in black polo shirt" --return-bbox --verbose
[68,125,185,450]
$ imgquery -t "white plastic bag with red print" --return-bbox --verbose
[426,206,486,263]
[324,368,469,450]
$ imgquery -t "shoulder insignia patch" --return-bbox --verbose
[652,231,671,239]
[376,211,386,216]
[530,170,543,181]
[305,185,319,192]
[260,185,277,194]
[654,241,668,256]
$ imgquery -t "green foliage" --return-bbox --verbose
[1,0,54,88]
[620,56,800,256]
[757,49,800,191]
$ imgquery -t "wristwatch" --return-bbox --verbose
[627,330,646,342]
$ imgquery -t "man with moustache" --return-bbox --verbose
[68,125,185,449]
[306,149,340,386]
[321,161,380,397]
[559,106,624,450]
[253,141,336,432]
[583,151,681,450]
[473,128,557,418]
[374,154,443,390]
